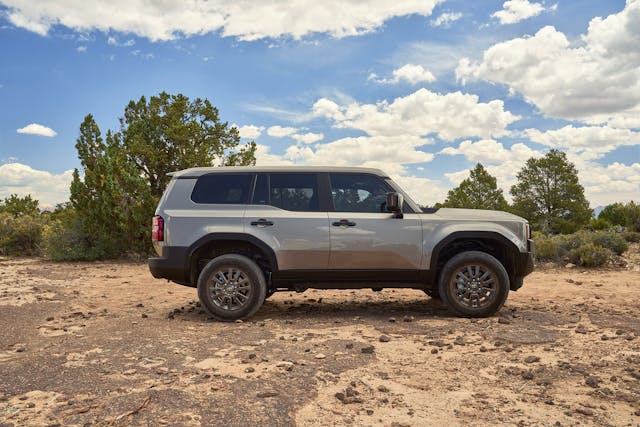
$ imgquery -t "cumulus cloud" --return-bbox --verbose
[0,163,73,208]
[458,0,640,127]
[76,45,87,52]
[369,64,436,85]
[1,0,443,42]
[491,0,546,24]
[16,123,57,137]
[430,12,462,27]
[235,124,264,139]
[312,88,520,141]
[525,125,640,160]
[292,132,324,144]
[266,125,298,138]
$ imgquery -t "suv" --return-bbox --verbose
[149,167,534,320]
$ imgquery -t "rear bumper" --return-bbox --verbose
[511,239,535,291]
[148,246,191,285]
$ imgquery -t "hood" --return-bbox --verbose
[434,208,526,222]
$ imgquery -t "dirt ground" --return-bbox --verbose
[1,248,639,427]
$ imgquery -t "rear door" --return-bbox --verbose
[244,173,330,270]
[327,173,422,270]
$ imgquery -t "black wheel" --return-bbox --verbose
[197,254,266,321]
[423,289,441,300]
[438,251,509,317]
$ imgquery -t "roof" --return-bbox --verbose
[168,165,389,178]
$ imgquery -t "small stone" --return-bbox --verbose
[521,371,534,380]
[245,367,255,373]
[388,317,396,323]
[498,317,511,325]
[575,325,587,334]
[454,337,465,346]
[235,319,243,324]
[257,391,279,398]
[610,375,617,382]
[544,399,555,405]
[335,392,346,402]
[377,385,389,393]
[15,346,25,353]
[315,353,326,359]
[575,407,594,416]
[136,303,144,307]
[479,346,487,353]
[345,387,359,397]
[248,353,256,359]
[585,376,601,388]
[361,345,375,354]
[346,343,354,349]
[524,355,540,364]
[46,316,54,321]
[276,361,294,371]
[141,313,148,318]
[379,335,390,343]
[122,369,136,375]
[430,348,438,354]
[634,410,640,416]
[26,402,35,408]
[402,316,414,322]
[565,263,576,268]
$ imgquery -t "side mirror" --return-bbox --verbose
[386,192,404,219]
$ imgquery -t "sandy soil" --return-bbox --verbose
[0,248,639,427]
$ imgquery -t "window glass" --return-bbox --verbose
[330,173,392,213]
[252,173,269,205]
[191,174,253,204]
[269,173,319,211]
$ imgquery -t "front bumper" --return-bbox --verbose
[510,239,535,290]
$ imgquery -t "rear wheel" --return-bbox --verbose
[438,251,509,317]
[197,254,266,321]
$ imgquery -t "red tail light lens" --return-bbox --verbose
[152,216,164,242]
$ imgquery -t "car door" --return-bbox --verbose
[244,173,330,270]
[327,173,422,270]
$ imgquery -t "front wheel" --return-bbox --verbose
[438,251,509,317]
[197,254,266,321]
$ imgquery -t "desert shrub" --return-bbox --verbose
[588,217,611,231]
[533,233,557,261]
[622,231,640,243]
[42,207,110,261]
[0,212,43,256]
[553,231,591,259]
[567,243,611,267]
[591,231,628,255]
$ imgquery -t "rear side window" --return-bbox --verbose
[191,174,253,204]
[269,173,319,211]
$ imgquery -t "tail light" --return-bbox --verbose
[152,216,164,242]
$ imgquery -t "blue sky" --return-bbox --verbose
[0,0,638,207]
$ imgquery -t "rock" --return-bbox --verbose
[248,353,256,359]
[377,385,389,393]
[361,345,375,354]
[314,353,326,359]
[498,317,511,325]
[388,317,397,323]
[257,391,279,398]
[245,367,255,373]
[136,303,144,307]
[335,392,346,402]
[379,335,390,343]
[575,407,594,416]
[565,263,576,268]
[25,402,35,408]
[430,348,438,354]
[524,355,540,364]
[46,316,54,321]
[141,313,148,318]
[14,346,25,353]
[429,340,446,347]
[276,361,294,371]
[345,387,359,397]
[575,325,587,334]
[346,343,354,349]
[585,376,601,388]
[521,371,534,380]
[235,319,243,324]
[122,369,136,375]
[402,316,414,322]
[479,346,487,353]
[454,337,465,346]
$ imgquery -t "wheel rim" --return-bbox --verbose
[207,267,252,311]
[448,263,497,309]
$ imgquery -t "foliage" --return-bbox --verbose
[588,217,611,231]
[598,201,640,232]
[567,243,611,267]
[120,92,257,198]
[439,164,508,210]
[622,231,640,243]
[590,231,628,255]
[0,212,42,256]
[531,232,556,261]
[0,194,39,217]
[58,92,257,260]
[510,150,592,234]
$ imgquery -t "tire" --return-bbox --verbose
[438,251,509,317]
[197,254,267,321]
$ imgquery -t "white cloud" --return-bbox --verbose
[292,132,324,144]
[525,125,640,160]
[312,88,520,141]
[430,12,462,27]
[108,35,135,46]
[236,124,264,139]
[76,45,87,52]
[254,144,294,166]
[16,123,57,137]
[267,125,297,138]
[1,0,443,42]
[0,163,73,208]
[458,1,640,127]
[491,0,546,24]
[369,64,436,85]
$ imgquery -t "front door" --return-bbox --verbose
[327,173,422,270]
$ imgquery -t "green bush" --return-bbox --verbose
[42,207,110,261]
[567,243,611,267]
[588,217,611,231]
[622,231,640,243]
[0,212,43,256]
[533,234,557,261]
[591,231,628,255]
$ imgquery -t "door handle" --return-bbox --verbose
[332,219,356,227]
[250,219,274,227]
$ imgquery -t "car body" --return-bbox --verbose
[149,166,534,319]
